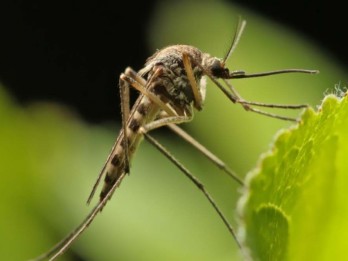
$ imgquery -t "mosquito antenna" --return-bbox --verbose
[222,18,246,66]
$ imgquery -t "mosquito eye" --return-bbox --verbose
[210,60,228,78]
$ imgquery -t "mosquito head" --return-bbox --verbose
[205,57,230,78]
[202,18,246,79]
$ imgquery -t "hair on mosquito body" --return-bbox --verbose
[30,18,318,261]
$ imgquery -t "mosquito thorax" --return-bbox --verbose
[140,45,208,111]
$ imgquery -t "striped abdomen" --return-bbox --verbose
[99,95,160,200]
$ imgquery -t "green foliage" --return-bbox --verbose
[239,93,348,260]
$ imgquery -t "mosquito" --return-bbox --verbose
[31,19,318,260]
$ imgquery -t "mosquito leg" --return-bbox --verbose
[182,53,203,110]
[192,58,252,113]
[142,115,191,133]
[222,79,306,121]
[141,130,241,248]
[166,124,244,186]
[88,66,182,204]
[31,172,127,261]
[120,65,176,171]
[121,69,177,117]
[119,71,132,174]
[194,61,306,121]
[209,72,302,121]
[236,100,308,109]
[223,79,308,109]
[150,111,243,185]
[87,71,134,204]
[124,66,147,86]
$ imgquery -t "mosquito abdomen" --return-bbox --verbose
[99,95,159,201]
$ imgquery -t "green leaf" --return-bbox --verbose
[238,92,348,261]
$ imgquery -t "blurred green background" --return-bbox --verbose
[0,1,346,261]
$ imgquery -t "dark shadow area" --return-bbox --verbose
[0,0,346,123]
